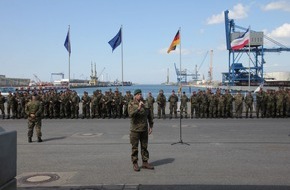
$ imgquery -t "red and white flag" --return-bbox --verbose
[231,28,250,50]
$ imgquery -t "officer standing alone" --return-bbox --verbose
[128,89,154,172]
[25,94,43,143]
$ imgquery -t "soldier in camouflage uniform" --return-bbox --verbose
[59,92,66,119]
[218,92,225,118]
[244,91,253,118]
[0,91,6,119]
[200,91,208,118]
[276,89,285,118]
[91,90,99,118]
[224,90,233,118]
[190,91,198,118]
[145,92,155,119]
[123,91,133,118]
[156,90,166,119]
[180,91,189,118]
[285,90,290,117]
[42,92,50,118]
[15,92,24,118]
[112,90,122,118]
[128,89,154,172]
[234,90,244,118]
[255,89,263,118]
[70,91,80,119]
[81,91,91,119]
[25,94,43,143]
[168,90,178,119]
[208,92,218,118]
[6,91,16,119]
[266,90,275,118]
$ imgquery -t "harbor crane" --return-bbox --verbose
[223,10,290,86]
[50,73,64,82]
[174,50,210,84]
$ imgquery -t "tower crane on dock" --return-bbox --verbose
[223,10,290,86]
[174,50,210,84]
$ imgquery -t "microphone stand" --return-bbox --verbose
[171,102,190,146]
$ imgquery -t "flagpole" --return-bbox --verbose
[248,26,251,91]
[179,27,182,88]
[121,25,124,94]
[68,25,71,86]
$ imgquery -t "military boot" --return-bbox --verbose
[28,137,32,143]
[37,137,43,143]
[142,162,154,170]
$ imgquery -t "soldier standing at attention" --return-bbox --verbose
[168,90,178,119]
[0,91,6,119]
[224,90,233,118]
[244,91,253,118]
[25,94,43,143]
[255,89,263,118]
[81,91,91,119]
[145,92,155,119]
[128,89,154,172]
[234,90,244,118]
[190,91,198,119]
[123,91,133,118]
[180,91,189,118]
[156,90,166,119]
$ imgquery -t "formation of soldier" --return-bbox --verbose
[0,87,290,119]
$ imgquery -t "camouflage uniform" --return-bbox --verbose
[168,90,178,119]
[128,90,153,165]
[81,91,91,119]
[112,91,122,118]
[70,91,80,119]
[180,92,189,118]
[218,93,225,118]
[266,91,275,118]
[224,90,233,118]
[91,91,99,118]
[156,90,166,119]
[123,91,133,118]
[6,92,16,119]
[234,91,244,118]
[42,92,50,118]
[244,92,253,118]
[145,92,155,119]
[255,90,263,118]
[285,91,290,117]
[200,91,208,118]
[190,91,198,118]
[208,93,218,118]
[0,92,6,119]
[25,95,43,142]
[276,90,285,118]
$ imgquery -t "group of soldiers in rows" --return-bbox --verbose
[1,87,290,120]
[156,87,290,119]
[0,88,134,119]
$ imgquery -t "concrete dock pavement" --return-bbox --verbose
[0,118,290,190]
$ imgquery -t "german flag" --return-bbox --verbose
[167,30,180,53]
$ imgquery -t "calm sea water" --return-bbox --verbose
[73,84,203,99]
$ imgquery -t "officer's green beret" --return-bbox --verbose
[134,89,142,96]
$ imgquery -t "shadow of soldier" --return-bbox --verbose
[43,136,67,142]
[150,158,175,167]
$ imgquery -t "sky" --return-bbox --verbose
[1,0,290,84]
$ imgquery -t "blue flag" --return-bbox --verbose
[64,29,71,55]
[108,28,122,52]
